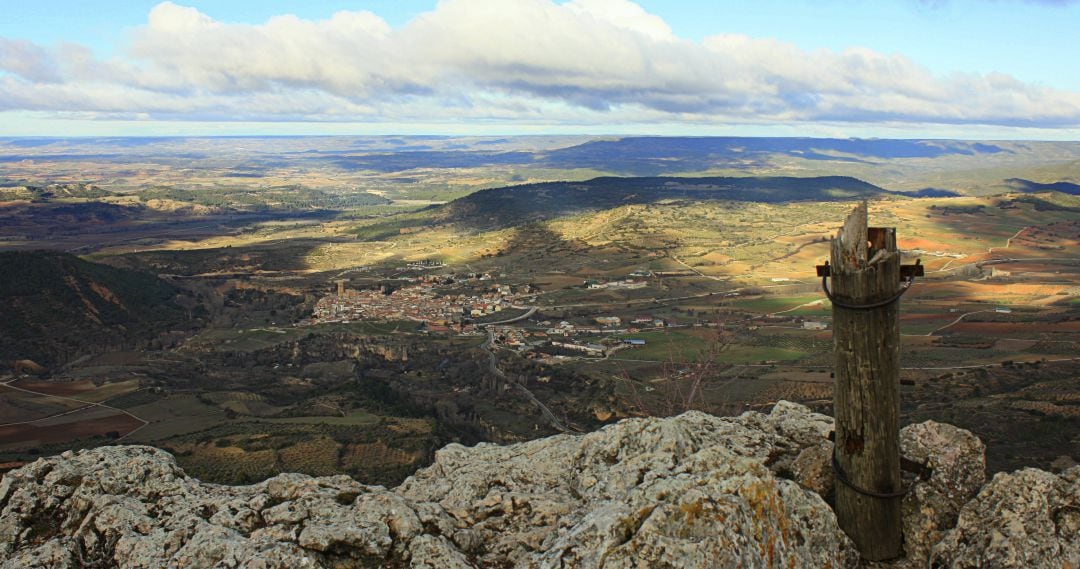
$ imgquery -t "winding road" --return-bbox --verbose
[926,309,995,336]
[481,329,576,434]
[478,306,538,327]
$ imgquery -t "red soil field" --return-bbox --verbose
[990,262,1080,272]
[900,313,957,322]
[898,237,962,251]
[919,280,1069,300]
[0,413,142,447]
[945,321,1080,335]
[9,379,105,397]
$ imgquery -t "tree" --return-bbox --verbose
[617,317,735,417]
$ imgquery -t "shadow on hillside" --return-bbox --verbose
[432,176,891,233]
[342,221,620,279]
[0,200,344,258]
[110,237,332,277]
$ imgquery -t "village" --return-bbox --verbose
[305,267,672,358]
[304,264,838,362]
[310,275,521,333]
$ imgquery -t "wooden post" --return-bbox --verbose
[829,202,902,560]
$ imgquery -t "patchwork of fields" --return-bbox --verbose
[1,136,1077,480]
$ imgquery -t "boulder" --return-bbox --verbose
[893,420,986,568]
[399,405,857,568]
[0,403,858,568]
[930,466,1079,568]
[0,400,1071,569]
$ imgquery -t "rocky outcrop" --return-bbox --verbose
[0,401,1073,568]
[398,401,854,568]
[885,420,987,569]
[2,446,458,569]
[930,466,1080,568]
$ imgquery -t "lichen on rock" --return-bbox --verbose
[0,401,1074,568]
[398,404,857,568]
[930,466,1080,568]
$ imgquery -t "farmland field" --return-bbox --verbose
[0,408,142,451]
[1,135,1077,481]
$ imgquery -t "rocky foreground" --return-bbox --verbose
[0,401,1076,568]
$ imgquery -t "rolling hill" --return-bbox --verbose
[0,251,197,368]
[429,175,890,229]
[1005,178,1080,195]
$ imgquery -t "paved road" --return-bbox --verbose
[933,256,1080,275]
[770,299,826,315]
[479,306,538,327]
[926,309,995,336]
[482,329,576,434]
[542,290,723,310]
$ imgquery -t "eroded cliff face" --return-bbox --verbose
[0,402,1076,568]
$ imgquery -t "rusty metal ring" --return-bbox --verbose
[822,275,914,310]
[832,454,916,499]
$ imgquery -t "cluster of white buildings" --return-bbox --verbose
[586,279,647,290]
[312,283,518,326]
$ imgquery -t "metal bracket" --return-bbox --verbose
[816,259,923,281]
[826,430,934,499]
[817,259,921,310]
[901,262,925,279]
[833,453,934,499]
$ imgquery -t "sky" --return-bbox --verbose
[1,0,1079,138]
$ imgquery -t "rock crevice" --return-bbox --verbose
[0,401,1076,568]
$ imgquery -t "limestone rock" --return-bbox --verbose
[406,535,474,569]
[399,405,858,568]
[930,466,1080,568]
[0,400,1069,568]
[0,446,430,568]
[893,420,986,568]
[0,403,860,569]
[792,440,834,496]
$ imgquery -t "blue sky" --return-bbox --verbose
[1,0,1079,137]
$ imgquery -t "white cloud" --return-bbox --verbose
[0,0,1078,130]
[127,2,398,97]
[0,38,62,83]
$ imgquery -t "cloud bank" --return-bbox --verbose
[1,0,1079,130]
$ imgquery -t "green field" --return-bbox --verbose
[0,388,83,423]
[615,328,811,364]
[728,294,826,313]
[719,345,809,364]
[256,410,380,426]
[125,394,228,442]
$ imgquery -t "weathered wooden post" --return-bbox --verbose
[816,202,922,561]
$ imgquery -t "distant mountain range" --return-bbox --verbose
[321,136,1019,175]
[3,135,1076,202]
[535,137,1012,176]
[0,135,1037,173]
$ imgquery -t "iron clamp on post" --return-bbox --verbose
[815,258,923,310]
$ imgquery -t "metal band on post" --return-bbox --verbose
[831,454,932,499]
[817,259,922,311]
